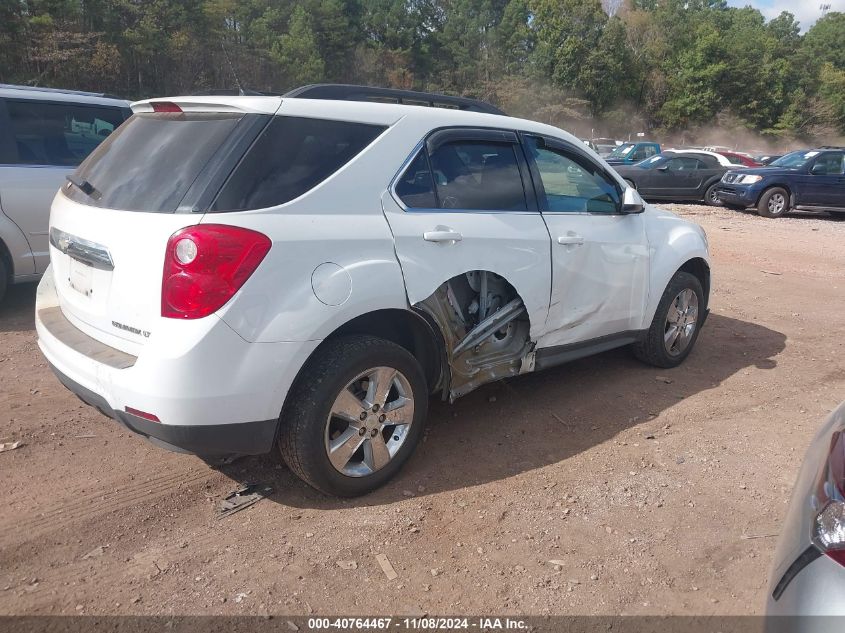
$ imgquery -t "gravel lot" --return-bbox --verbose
[2,204,845,616]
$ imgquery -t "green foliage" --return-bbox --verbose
[0,0,843,138]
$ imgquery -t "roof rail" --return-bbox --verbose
[819,145,845,150]
[283,84,505,116]
[0,83,123,100]
[191,88,282,97]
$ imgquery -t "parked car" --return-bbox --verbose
[717,151,762,167]
[0,84,131,302]
[766,401,845,618]
[613,150,731,206]
[581,139,599,153]
[36,84,711,497]
[591,137,621,157]
[604,141,661,166]
[715,147,845,218]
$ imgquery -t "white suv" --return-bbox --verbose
[35,85,710,497]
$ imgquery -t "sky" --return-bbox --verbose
[726,0,844,31]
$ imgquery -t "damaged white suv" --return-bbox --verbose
[36,85,710,496]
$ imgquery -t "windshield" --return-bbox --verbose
[770,150,817,168]
[608,143,635,158]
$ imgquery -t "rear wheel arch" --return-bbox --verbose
[324,308,446,394]
[275,307,446,451]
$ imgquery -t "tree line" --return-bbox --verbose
[1,0,844,144]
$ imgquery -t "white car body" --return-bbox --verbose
[766,402,845,624]
[35,90,710,489]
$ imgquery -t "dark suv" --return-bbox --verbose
[715,147,845,218]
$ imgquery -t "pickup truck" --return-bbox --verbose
[604,142,661,166]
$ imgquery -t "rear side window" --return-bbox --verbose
[211,117,386,211]
[428,141,527,211]
[667,157,704,171]
[4,100,127,167]
[395,152,437,208]
[65,113,245,212]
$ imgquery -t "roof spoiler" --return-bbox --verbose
[283,84,505,116]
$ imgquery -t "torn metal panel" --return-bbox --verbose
[416,271,534,401]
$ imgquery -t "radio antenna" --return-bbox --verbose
[221,41,244,96]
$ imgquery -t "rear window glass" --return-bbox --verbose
[4,99,128,167]
[65,112,245,212]
[210,117,386,211]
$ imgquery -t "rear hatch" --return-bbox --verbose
[49,97,281,353]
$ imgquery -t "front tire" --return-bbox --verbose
[633,271,704,368]
[757,187,790,218]
[704,183,723,207]
[278,335,428,497]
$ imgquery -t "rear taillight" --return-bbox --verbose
[812,431,845,565]
[162,225,271,319]
[152,101,182,113]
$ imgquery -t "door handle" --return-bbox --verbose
[424,229,463,243]
[557,235,585,246]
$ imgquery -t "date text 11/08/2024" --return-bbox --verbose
[306,618,528,630]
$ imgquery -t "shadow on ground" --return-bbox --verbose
[0,282,37,333]
[220,312,786,509]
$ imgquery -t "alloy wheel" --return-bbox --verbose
[768,193,786,215]
[324,367,415,477]
[664,289,699,357]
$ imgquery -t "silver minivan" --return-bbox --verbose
[0,84,129,301]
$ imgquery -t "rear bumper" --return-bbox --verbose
[35,266,320,454]
[50,363,277,455]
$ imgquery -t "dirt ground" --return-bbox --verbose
[2,204,845,617]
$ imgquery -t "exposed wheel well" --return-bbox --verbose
[325,308,445,393]
[679,258,710,309]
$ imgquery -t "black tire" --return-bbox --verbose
[0,258,6,303]
[757,187,790,218]
[278,335,428,497]
[704,183,723,207]
[632,271,704,369]
[624,179,636,189]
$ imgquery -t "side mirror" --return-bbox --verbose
[621,186,645,214]
[810,163,826,175]
[657,165,669,172]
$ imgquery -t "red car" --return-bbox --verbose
[718,151,762,167]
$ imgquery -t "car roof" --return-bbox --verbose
[132,95,590,149]
[665,148,732,166]
[0,83,130,107]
